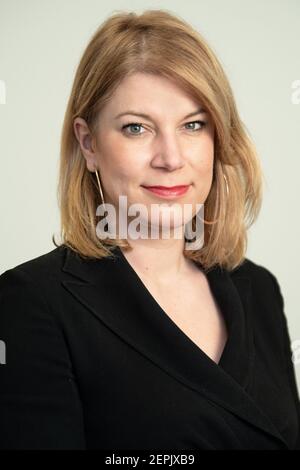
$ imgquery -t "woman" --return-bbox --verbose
[0,9,299,450]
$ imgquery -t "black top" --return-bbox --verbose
[0,244,299,450]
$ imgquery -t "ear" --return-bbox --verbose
[73,117,97,172]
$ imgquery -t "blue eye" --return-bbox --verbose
[122,123,145,135]
[121,120,207,137]
[185,120,206,131]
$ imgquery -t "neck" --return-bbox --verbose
[119,236,195,286]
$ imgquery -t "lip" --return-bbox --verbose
[141,185,190,198]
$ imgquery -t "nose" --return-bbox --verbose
[151,131,185,171]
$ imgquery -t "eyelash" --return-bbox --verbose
[121,120,207,137]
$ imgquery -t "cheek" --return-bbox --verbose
[102,158,147,200]
[99,138,144,181]
[191,139,214,199]
[115,158,145,183]
[192,143,214,175]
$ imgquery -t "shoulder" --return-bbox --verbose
[1,245,67,281]
[227,257,287,338]
[228,257,289,350]
[229,256,284,305]
[0,246,68,324]
[230,256,278,281]
[0,245,67,289]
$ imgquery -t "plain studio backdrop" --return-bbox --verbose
[0,0,299,389]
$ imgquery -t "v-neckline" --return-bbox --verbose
[62,245,290,448]
[112,246,234,369]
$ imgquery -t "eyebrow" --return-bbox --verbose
[114,107,207,120]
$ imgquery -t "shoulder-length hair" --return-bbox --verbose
[53,9,264,272]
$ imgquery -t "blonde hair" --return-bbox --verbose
[53,9,264,272]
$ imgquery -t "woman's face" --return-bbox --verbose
[74,72,215,237]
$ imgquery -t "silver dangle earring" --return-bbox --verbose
[94,168,110,240]
[184,170,229,250]
[95,168,105,206]
[223,172,229,196]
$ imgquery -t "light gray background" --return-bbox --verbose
[0,0,300,387]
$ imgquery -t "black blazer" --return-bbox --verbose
[0,244,299,450]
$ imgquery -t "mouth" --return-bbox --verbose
[141,184,191,198]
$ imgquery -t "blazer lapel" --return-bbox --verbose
[60,245,289,449]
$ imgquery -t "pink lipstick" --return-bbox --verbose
[141,185,190,198]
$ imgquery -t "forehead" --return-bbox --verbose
[102,72,203,118]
